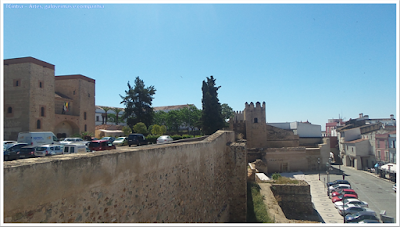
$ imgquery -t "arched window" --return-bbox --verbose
[41,107,45,117]
[16,80,19,86]
[84,112,87,120]
[7,107,12,114]
[37,120,41,129]
[84,124,87,132]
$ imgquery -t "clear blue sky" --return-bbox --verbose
[2,2,398,127]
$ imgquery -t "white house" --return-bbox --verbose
[267,121,322,138]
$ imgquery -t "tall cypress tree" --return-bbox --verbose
[201,76,224,135]
[120,77,156,130]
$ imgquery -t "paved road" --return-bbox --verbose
[280,165,397,224]
[322,165,397,223]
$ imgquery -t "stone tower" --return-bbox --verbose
[3,57,56,139]
[244,101,268,148]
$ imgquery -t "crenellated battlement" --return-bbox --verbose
[232,110,244,122]
[245,101,266,111]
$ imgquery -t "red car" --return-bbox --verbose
[331,189,358,198]
[332,194,358,203]
[88,139,116,152]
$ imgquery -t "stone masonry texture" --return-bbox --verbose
[3,131,247,223]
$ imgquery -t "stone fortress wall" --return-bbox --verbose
[3,131,247,223]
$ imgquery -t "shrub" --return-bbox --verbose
[171,135,183,140]
[146,135,159,144]
[271,173,281,180]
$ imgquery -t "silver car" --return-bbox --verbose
[334,198,368,210]
[35,144,63,156]
[157,135,173,144]
[338,204,374,216]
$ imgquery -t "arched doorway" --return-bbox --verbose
[54,120,80,138]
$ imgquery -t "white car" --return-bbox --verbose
[334,198,368,210]
[338,204,373,216]
[35,144,63,156]
[329,184,351,194]
[113,137,127,146]
[157,135,173,144]
[60,137,84,144]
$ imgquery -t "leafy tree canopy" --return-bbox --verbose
[120,77,156,130]
[133,122,148,135]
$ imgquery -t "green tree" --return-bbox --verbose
[221,103,234,128]
[122,125,132,136]
[201,76,224,135]
[151,124,164,135]
[153,111,167,126]
[221,103,234,121]
[112,107,124,125]
[120,77,156,130]
[166,110,182,134]
[160,125,167,135]
[133,122,148,135]
[181,105,202,135]
[101,106,112,124]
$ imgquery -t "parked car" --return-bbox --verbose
[357,219,381,223]
[338,204,374,216]
[59,137,85,144]
[113,137,128,146]
[35,144,63,156]
[334,198,368,210]
[157,135,173,144]
[393,184,396,193]
[331,189,358,198]
[88,140,116,152]
[100,137,116,143]
[127,134,147,147]
[326,180,351,188]
[345,211,379,223]
[3,140,17,149]
[17,145,37,159]
[63,143,88,154]
[332,194,358,203]
[4,143,28,161]
[329,184,351,194]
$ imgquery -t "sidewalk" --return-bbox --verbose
[281,172,345,224]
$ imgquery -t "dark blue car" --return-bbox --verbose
[4,143,28,161]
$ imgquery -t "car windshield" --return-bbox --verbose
[20,148,34,152]
[36,147,47,151]
[115,138,124,141]
[101,137,110,140]
[89,142,100,147]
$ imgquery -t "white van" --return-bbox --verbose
[17,132,59,146]
[63,143,88,154]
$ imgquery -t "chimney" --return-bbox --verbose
[359,113,363,118]
[390,114,394,119]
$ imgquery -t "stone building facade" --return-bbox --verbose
[3,57,95,140]
[230,101,330,174]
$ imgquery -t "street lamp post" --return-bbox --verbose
[318,158,321,180]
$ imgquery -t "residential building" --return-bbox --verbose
[325,118,345,137]
[337,113,396,170]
